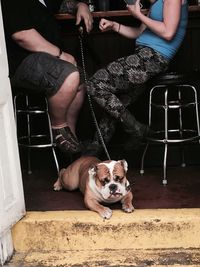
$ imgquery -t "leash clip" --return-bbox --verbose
[78,26,84,37]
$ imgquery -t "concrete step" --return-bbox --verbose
[9,208,200,266]
[6,249,200,267]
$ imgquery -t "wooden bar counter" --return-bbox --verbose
[55,5,200,20]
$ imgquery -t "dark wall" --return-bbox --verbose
[170,10,200,73]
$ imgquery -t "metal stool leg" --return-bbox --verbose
[140,85,154,175]
[25,95,32,174]
[140,143,149,175]
[163,143,168,185]
[178,87,186,168]
[162,88,168,185]
[191,85,200,144]
[45,98,59,174]
[14,94,32,174]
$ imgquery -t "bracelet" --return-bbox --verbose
[56,48,62,58]
[118,23,121,33]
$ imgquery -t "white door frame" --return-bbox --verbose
[0,3,26,265]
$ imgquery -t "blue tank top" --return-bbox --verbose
[136,0,188,60]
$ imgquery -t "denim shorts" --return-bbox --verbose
[11,52,78,97]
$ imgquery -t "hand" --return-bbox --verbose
[76,3,93,33]
[99,18,114,32]
[126,0,142,19]
[60,51,77,66]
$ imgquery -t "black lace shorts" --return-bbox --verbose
[11,52,78,97]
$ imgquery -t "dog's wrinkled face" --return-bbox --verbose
[88,159,130,202]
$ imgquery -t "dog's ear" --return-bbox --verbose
[118,159,128,173]
[88,165,98,177]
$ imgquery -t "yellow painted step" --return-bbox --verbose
[12,209,200,252]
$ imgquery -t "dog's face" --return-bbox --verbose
[88,159,131,202]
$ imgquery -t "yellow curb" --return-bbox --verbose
[8,249,200,267]
[12,208,200,253]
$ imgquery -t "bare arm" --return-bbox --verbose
[12,29,76,64]
[127,0,182,41]
[99,18,146,39]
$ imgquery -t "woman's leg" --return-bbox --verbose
[87,46,169,136]
[84,91,141,156]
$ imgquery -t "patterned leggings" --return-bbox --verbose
[86,46,169,144]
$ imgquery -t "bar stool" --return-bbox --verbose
[13,91,59,174]
[140,72,200,185]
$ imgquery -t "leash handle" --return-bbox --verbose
[78,26,111,160]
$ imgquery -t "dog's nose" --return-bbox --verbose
[109,183,117,193]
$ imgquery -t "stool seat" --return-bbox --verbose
[150,71,200,86]
[13,91,59,174]
[140,72,200,185]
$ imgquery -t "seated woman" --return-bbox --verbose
[85,0,188,155]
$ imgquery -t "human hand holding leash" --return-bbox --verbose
[76,2,93,33]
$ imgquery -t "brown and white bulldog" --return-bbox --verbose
[54,156,134,219]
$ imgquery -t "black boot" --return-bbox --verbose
[121,110,154,151]
[82,115,117,157]
[123,127,154,151]
[120,109,149,137]
[120,109,155,150]
[82,141,103,157]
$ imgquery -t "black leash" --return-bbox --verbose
[78,26,111,160]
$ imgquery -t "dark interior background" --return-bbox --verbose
[16,2,200,212]
[18,3,200,170]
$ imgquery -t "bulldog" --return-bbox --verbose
[54,156,134,219]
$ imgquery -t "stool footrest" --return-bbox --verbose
[18,135,55,148]
[151,102,196,109]
[147,136,200,143]
[147,129,200,143]
[16,110,47,114]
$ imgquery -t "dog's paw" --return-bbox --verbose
[53,179,63,191]
[122,203,134,213]
[99,207,113,219]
